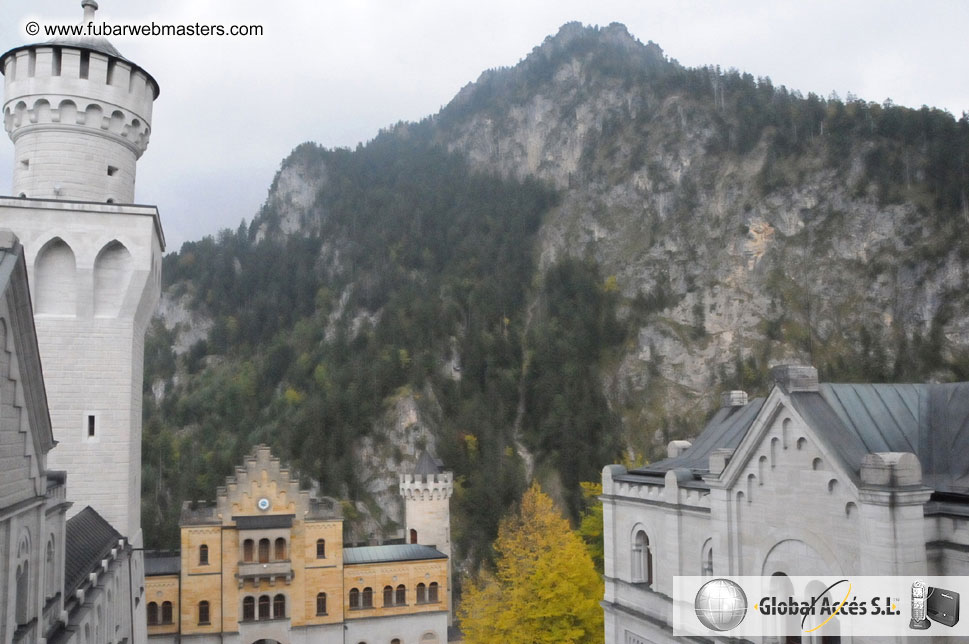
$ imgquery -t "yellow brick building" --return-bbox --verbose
[145,446,449,644]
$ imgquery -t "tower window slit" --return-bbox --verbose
[88,415,96,437]
[107,165,118,176]
[52,48,62,76]
[79,51,90,79]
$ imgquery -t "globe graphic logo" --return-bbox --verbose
[694,578,748,631]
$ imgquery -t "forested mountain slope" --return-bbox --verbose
[142,23,969,567]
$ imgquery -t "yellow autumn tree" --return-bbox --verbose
[459,482,604,644]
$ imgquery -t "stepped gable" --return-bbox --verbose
[180,444,340,526]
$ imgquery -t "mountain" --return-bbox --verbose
[141,22,969,566]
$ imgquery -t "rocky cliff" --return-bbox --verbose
[144,22,969,554]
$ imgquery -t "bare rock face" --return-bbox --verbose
[429,22,969,447]
[346,386,442,541]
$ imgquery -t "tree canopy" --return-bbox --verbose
[458,482,603,644]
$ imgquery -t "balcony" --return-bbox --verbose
[236,560,293,586]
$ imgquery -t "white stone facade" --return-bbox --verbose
[2,40,157,204]
[400,465,453,624]
[0,232,136,644]
[602,369,969,644]
[0,196,163,542]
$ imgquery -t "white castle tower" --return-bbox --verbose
[0,0,163,552]
[400,451,454,624]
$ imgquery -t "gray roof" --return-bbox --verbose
[623,381,969,495]
[234,514,295,530]
[145,553,181,576]
[344,544,446,565]
[64,507,121,595]
[46,34,122,58]
[414,451,444,476]
[625,397,766,481]
[792,383,969,494]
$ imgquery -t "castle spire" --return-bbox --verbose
[82,0,98,23]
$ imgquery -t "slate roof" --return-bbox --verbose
[64,507,121,595]
[414,451,444,476]
[792,383,969,494]
[344,543,446,565]
[234,514,295,530]
[145,552,181,577]
[622,381,969,495]
[623,397,766,482]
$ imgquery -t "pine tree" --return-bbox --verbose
[459,482,603,644]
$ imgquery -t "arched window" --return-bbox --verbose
[258,538,270,563]
[410,529,418,544]
[15,563,29,624]
[396,584,406,605]
[349,588,359,609]
[362,587,373,608]
[416,582,427,604]
[701,539,714,576]
[46,537,56,598]
[162,601,173,624]
[316,592,327,615]
[316,538,326,558]
[243,539,254,562]
[243,596,255,621]
[274,537,286,560]
[199,544,209,565]
[258,595,271,620]
[392,639,402,644]
[273,594,285,618]
[93,240,132,317]
[147,602,159,626]
[632,530,652,586]
[428,582,439,603]
[383,585,394,606]
[35,238,76,315]
[198,600,210,625]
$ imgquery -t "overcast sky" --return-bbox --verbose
[1,0,967,251]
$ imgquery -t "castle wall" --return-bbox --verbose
[0,197,163,541]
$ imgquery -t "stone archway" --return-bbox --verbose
[761,538,836,577]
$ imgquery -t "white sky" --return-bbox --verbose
[1,0,967,251]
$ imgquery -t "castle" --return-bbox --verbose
[0,4,454,644]
[602,365,969,643]
[144,446,452,644]
[0,1,160,642]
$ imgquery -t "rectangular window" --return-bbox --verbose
[79,51,90,79]
[106,59,116,85]
[52,48,62,76]
[107,166,118,177]
[87,415,95,437]
[28,50,36,77]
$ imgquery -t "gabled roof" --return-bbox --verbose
[793,383,969,494]
[64,507,121,595]
[0,233,54,455]
[624,397,766,482]
[622,380,969,496]
[344,543,446,565]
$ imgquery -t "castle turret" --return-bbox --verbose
[0,0,163,543]
[2,0,159,204]
[400,451,453,624]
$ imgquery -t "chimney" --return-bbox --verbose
[770,365,819,393]
[720,390,748,407]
